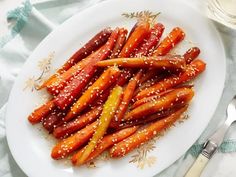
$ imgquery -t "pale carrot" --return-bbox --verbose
[75,86,123,165]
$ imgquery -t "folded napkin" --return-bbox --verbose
[1,0,236,177]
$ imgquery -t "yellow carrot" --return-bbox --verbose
[74,86,123,165]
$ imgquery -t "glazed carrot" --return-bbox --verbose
[110,71,142,128]
[131,89,174,109]
[134,23,165,57]
[71,126,138,165]
[110,28,128,58]
[97,55,186,72]
[51,121,98,160]
[110,106,188,157]
[125,87,194,121]
[152,27,185,56]
[53,106,102,139]
[127,22,138,38]
[39,28,112,89]
[116,69,133,86]
[118,104,186,129]
[115,21,150,86]
[42,109,64,133]
[88,86,112,107]
[135,59,206,100]
[133,47,200,97]
[54,29,120,110]
[131,27,185,93]
[133,74,166,96]
[28,100,55,124]
[119,21,150,57]
[183,47,200,64]
[64,66,120,121]
[46,50,100,95]
[75,86,123,165]
[60,28,112,69]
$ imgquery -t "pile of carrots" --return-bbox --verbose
[28,17,206,166]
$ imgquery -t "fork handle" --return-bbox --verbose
[184,153,209,177]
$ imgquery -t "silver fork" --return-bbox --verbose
[185,95,236,177]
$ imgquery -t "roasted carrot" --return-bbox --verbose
[71,126,138,165]
[51,121,98,160]
[135,59,206,100]
[125,87,194,121]
[110,28,128,58]
[115,21,150,86]
[97,55,186,72]
[42,109,64,133]
[53,106,102,139]
[152,27,185,56]
[183,47,200,64]
[28,100,55,124]
[133,47,200,97]
[39,28,112,89]
[110,71,142,128]
[127,22,138,38]
[119,21,150,57]
[118,104,186,129]
[131,27,185,92]
[133,73,166,97]
[116,69,134,86]
[64,66,120,121]
[110,106,188,157]
[88,86,113,107]
[131,89,174,109]
[46,50,100,95]
[54,29,120,110]
[134,23,165,57]
[75,86,123,165]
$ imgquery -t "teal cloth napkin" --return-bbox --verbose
[1,0,236,177]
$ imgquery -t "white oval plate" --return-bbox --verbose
[6,0,226,177]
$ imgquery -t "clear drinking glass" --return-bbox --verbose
[208,0,236,28]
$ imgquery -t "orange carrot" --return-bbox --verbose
[110,106,188,157]
[97,55,186,72]
[183,47,200,64]
[118,104,186,129]
[110,28,128,58]
[131,89,174,109]
[28,100,55,124]
[139,69,158,84]
[152,27,185,56]
[51,121,98,160]
[110,71,142,128]
[133,73,166,96]
[125,87,194,121]
[71,126,138,165]
[39,28,112,89]
[64,66,120,121]
[53,106,102,139]
[134,23,165,57]
[115,21,150,86]
[46,50,100,95]
[135,59,206,100]
[119,21,150,57]
[42,108,64,133]
[54,28,120,110]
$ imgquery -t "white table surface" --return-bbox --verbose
[1,0,236,177]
